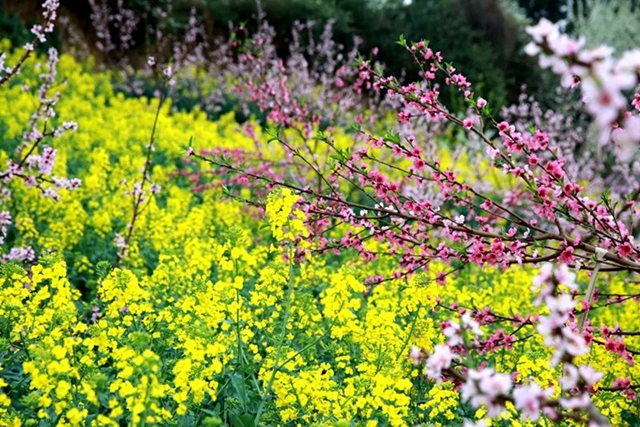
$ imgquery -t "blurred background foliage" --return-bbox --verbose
[1,0,638,111]
[569,0,640,54]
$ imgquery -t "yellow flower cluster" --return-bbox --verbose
[265,188,309,243]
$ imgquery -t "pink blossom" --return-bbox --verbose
[525,18,560,45]
[612,116,640,161]
[617,242,634,258]
[582,74,629,128]
[42,188,59,201]
[443,321,462,346]
[559,246,575,264]
[560,393,591,410]
[409,345,422,366]
[532,263,553,288]
[425,344,454,381]
[513,383,552,422]
[554,264,577,290]
[546,294,576,313]
[545,160,565,179]
[497,121,510,133]
[561,364,579,390]
[3,246,36,263]
[579,365,603,386]
[461,369,511,417]
[462,312,483,336]
[479,372,512,397]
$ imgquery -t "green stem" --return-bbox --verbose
[396,302,422,360]
[578,262,601,331]
[274,317,338,370]
[254,248,296,426]
[233,259,263,397]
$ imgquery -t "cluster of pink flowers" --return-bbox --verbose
[0,2,80,264]
[499,87,640,199]
[3,47,81,201]
[30,0,59,43]
[419,264,608,425]
[88,0,138,55]
[0,0,60,86]
[2,247,36,263]
[533,264,589,364]
[227,18,387,138]
[285,28,640,280]
[0,211,12,246]
[525,18,640,160]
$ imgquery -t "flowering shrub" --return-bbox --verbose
[3,3,640,426]
[191,14,640,427]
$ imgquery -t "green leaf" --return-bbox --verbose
[96,261,113,280]
[385,131,400,144]
[230,374,248,409]
[230,414,255,427]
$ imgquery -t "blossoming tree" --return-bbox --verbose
[193,17,640,425]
